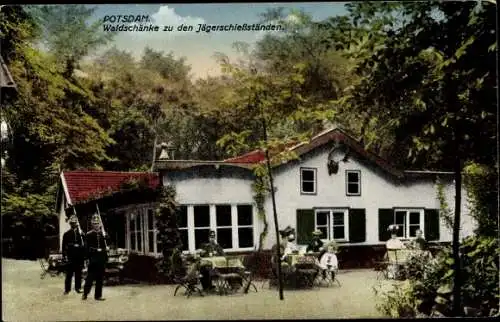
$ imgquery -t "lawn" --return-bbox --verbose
[2,258,387,321]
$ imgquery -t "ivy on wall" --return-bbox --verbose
[252,170,269,251]
[155,184,181,281]
[435,178,454,232]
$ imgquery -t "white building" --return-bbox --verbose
[57,127,476,260]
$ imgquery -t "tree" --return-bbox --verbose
[1,5,114,257]
[28,5,114,77]
[337,1,497,316]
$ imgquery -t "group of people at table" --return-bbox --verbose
[271,226,340,286]
[180,227,340,293]
[384,224,431,279]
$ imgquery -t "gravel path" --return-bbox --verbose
[2,258,385,321]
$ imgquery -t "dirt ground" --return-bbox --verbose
[2,258,387,321]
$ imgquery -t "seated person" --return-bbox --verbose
[281,233,299,261]
[200,230,225,257]
[199,230,225,291]
[409,229,427,250]
[306,230,324,253]
[318,242,339,279]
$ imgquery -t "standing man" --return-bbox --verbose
[82,214,108,301]
[62,215,85,294]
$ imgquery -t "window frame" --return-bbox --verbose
[127,209,145,253]
[345,170,361,196]
[392,208,425,240]
[193,205,211,251]
[236,204,254,249]
[215,204,233,250]
[314,208,349,242]
[300,167,317,195]
[144,208,157,256]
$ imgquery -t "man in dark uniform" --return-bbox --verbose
[62,215,85,294]
[199,230,225,290]
[82,214,108,301]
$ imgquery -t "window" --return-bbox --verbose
[346,170,361,196]
[314,209,348,241]
[216,205,232,249]
[194,205,210,249]
[237,205,254,248]
[177,206,188,251]
[146,209,156,254]
[300,168,317,194]
[393,209,424,239]
[126,204,255,254]
[129,211,144,252]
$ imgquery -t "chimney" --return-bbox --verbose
[158,142,174,160]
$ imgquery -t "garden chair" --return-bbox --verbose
[239,254,258,293]
[39,257,55,279]
[315,264,341,287]
[173,256,204,298]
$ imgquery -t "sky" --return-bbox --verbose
[89,3,349,79]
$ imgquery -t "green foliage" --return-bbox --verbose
[337,1,496,170]
[435,180,454,231]
[251,167,270,250]
[463,162,498,237]
[375,236,499,317]
[155,185,181,280]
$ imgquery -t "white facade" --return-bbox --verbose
[57,133,477,256]
[260,143,475,249]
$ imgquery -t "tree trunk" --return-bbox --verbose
[150,133,158,172]
[452,148,463,316]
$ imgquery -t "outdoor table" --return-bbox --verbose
[282,254,318,288]
[200,256,227,268]
[200,256,247,295]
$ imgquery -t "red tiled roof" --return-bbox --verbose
[61,171,160,205]
[224,150,266,163]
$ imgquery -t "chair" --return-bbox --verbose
[236,255,258,294]
[315,253,341,287]
[173,256,204,298]
[295,262,318,288]
[39,258,54,279]
[40,254,66,279]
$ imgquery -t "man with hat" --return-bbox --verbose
[199,230,225,291]
[62,214,85,294]
[82,214,108,301]
[306,229,324,253]
[200,230,225,257]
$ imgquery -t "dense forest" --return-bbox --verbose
[0,2,497,256]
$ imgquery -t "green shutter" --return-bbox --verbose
[424,209,440,241]
[296,209,314,245]
[348,209,366,243]
[378,209,394,241]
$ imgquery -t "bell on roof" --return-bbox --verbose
[158,142,174,160]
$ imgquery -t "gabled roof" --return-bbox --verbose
[222,127,405,178]
[0,56,16,90]
[60,170,160,205]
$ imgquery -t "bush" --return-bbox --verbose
[374,235,499,317]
